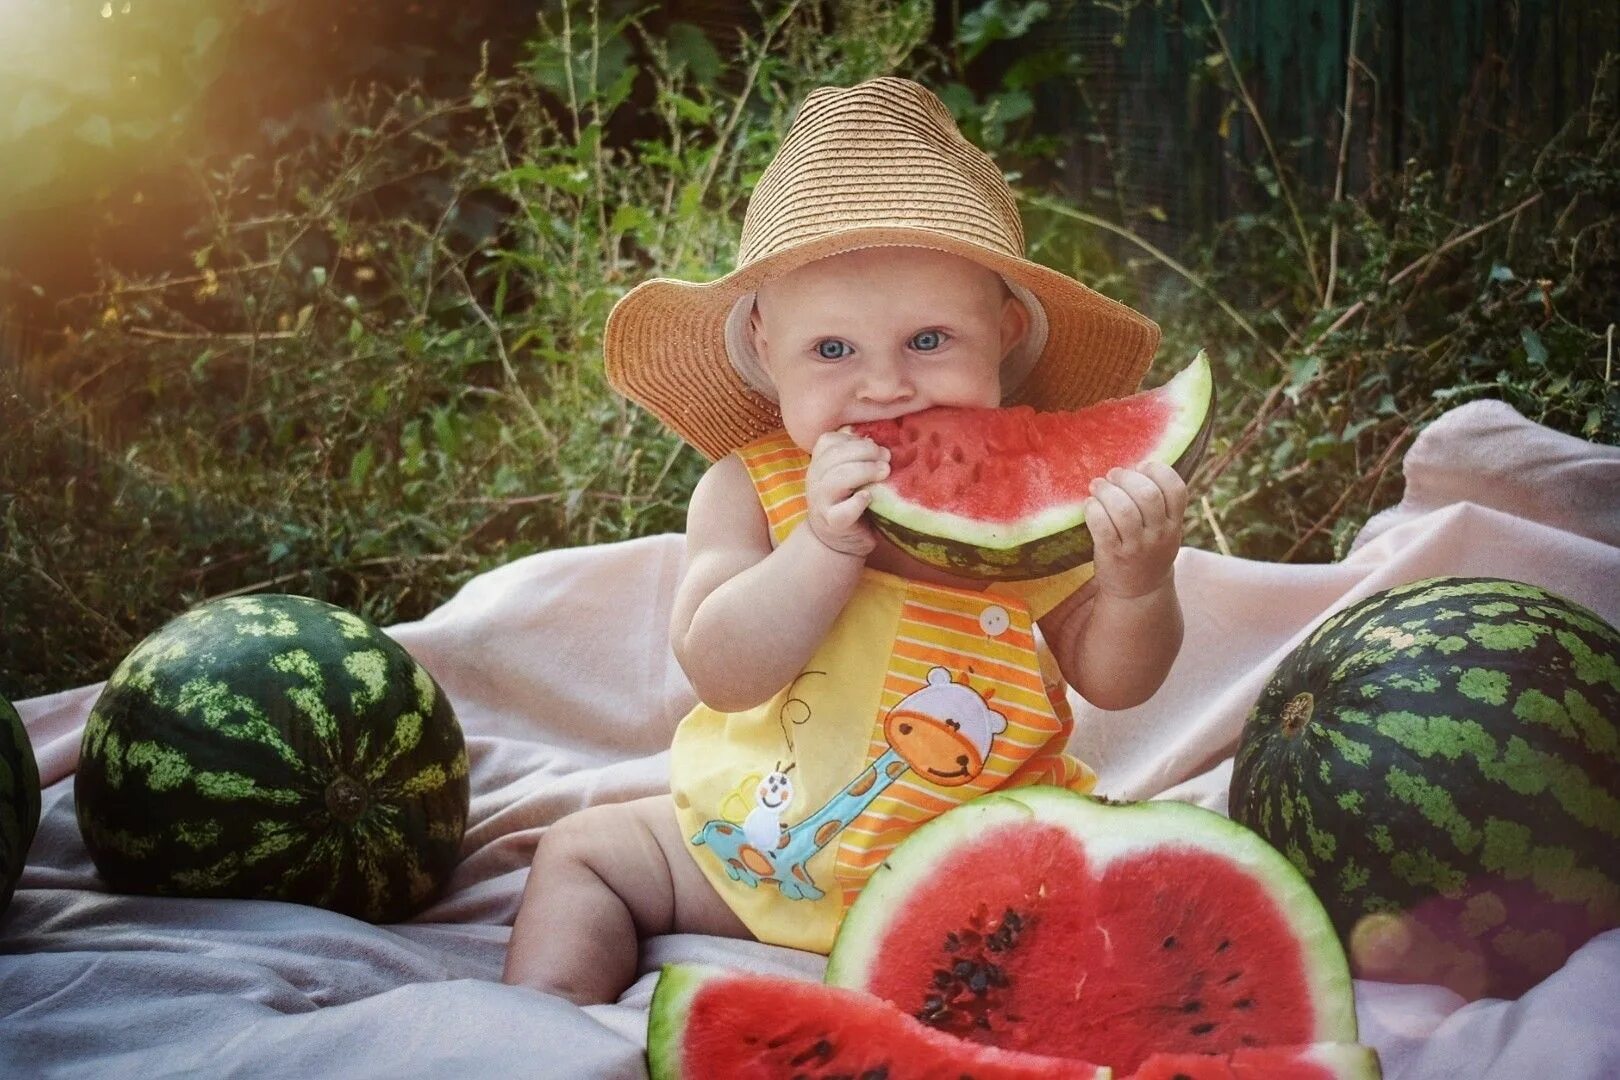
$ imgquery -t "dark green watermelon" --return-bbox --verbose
[1230,576,1620,999]
[75,594,469,922]
[2,691,42,916]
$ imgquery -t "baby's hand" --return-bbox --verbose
[805,429,889,557]
[1084,462,1188,600]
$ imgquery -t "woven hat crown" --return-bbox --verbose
[738,77,1026,266]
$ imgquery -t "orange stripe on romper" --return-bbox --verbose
[836,587,1073,907]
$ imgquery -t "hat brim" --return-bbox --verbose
[604,226,1161,462]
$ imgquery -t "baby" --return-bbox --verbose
[503,77,1186,1006]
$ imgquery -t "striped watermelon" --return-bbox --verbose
[2,692,41,917]
[1230,577,1620,999]
[75,594,469,922]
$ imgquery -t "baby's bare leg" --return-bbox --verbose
[502,794,750,1005]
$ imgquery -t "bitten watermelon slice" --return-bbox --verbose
[854,351,1214,580]
[825,787,1360,1077]
[648,963,1109,1079]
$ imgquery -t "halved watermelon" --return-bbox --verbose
[825,787,1360,1077]
[854,351,1214,580]
[648,963,1109,1080]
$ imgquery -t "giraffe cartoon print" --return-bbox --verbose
[882,666,1007,786]
[691,666,1008,900]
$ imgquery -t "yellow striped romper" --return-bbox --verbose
[671,431,1099,953]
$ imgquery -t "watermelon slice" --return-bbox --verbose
[648,963,1110,1079]
[854,351,1214,580]
[825,787,1359,1077]
[1126,1043,1381,1079]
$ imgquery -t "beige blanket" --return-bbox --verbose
[5,399,1618,1078]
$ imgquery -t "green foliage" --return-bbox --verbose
[1161,53,1619,563]
[2,0,1615,697]
[1,0,962,695]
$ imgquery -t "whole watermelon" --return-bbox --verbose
[1231,576,1620,999]
[76,594,469,922]
[2,691,42,916]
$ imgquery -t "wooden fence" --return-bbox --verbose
[1018,0,1617,243]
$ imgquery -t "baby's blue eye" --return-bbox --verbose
[815,339,851,361]
[911,330,943,351]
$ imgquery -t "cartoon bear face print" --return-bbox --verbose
[883,667,1009,786]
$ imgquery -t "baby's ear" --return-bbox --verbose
[999,294,1030,361]
[747,299,765,350]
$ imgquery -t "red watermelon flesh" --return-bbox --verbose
[1126,1042,1381,1079]
[855,351,1211,529]
[647,963,1108,1080]
[825,788,1357,1076]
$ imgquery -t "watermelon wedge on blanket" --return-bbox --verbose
[852,351,1214,580]
[648,965,1379,1079]
[648,963,1109,1079]
[1128,1042,1380,1078]
[824,787,1361,1077]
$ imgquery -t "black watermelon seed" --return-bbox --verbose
[1234,998,1254,1010]
[859,1069,890,1080]
[1216,939,1231,952]
[944,932,961,953]
[1191,1022,1217,1036]
[1162,936,1178,949]
[1221,971,1241,984]
[1180,1000,1203,1013]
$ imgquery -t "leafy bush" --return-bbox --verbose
[2,0,1614,696]
[2,0,953,695]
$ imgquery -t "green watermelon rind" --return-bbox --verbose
[74,594,470,923]
[2,693,42,915]
[866,350,1214,554]
[647,962,710,1080]
[1228,575,1620,999]
[825,786,1358,1046]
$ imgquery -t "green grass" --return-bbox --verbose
[2,1,1615,697]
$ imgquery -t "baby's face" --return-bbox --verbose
[748,247,1027,450]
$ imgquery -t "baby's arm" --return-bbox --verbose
[670,433,888,712]
[1038,463,1187,710]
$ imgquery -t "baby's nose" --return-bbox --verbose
[859,353,913,403]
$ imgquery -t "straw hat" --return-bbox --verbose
[603,76,1161,462]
